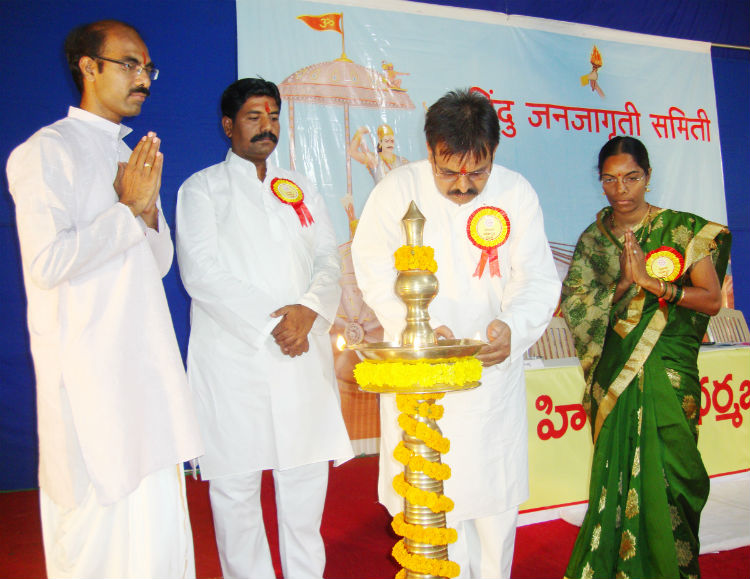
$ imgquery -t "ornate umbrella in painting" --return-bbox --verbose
[279,56,414,209]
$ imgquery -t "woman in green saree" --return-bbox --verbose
[562,136,731,579]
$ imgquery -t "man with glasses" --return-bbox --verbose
[352,89,560,578]
[6,19,202,577]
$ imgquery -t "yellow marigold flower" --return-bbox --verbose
[394,245,438,273]
[393,442,451,480]
[353,358,482,391]
[398,413,450,454]
[392,539,460,578]
[391,513,457,545]
[395,395,445,419]
[392,473,454,513]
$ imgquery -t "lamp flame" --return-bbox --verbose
[336,334,346,351]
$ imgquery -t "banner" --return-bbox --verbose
[238,0,725,244]
[236,0,727,449]
[523,347,750,513]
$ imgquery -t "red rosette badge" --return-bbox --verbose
[467,206,510,278]
[645,246,684,281]
[645,246,685,306]
[271,177,314,227]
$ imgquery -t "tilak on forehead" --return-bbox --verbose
[265,101,271,113]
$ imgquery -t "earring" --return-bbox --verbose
[645,186,651,192]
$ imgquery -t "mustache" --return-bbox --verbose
[251,131,278,143]
[130,86,151,97]
[448,187,479,197]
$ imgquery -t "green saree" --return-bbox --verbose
[562,207,731,579]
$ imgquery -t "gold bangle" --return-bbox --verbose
[657,279,666,297]
[676,287,686,305]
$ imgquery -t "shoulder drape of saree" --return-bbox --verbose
[594,305,667,442]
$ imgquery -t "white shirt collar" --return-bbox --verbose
[67,106,133,140]
[225,148,275,181]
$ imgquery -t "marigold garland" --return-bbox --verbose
[393,473,454,513]
[353,357,482,391]
[396,394,445,419]
[394,442,452,481]
[391,512,458,545]
[356,355,479,579]
[392,540,460,578]
[394,245,438,273]
[398,413,450,454]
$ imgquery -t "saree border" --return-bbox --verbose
[685,221,726,269]
[593,305,668,442]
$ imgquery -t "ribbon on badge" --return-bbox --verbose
[467,206,510,278]
[270,178,314,227]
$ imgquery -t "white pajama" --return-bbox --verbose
[209,462,329,579]
[40,465,194,579]
[177,152,353,579]
[449,508,519,579]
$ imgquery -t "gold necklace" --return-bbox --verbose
[610,203,652,239]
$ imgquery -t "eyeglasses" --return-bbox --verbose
[432,165,492,182]
[601,173,646,188]
[94,56,159,81]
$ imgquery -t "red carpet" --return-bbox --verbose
[2,455,748,578]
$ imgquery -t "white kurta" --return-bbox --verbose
[6,107,203,508]
[351,159,561,523]
[176,151,353,479]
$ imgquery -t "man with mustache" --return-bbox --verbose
[176,78,353,579]
[6,19,203,577]
[352,89,560,578]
